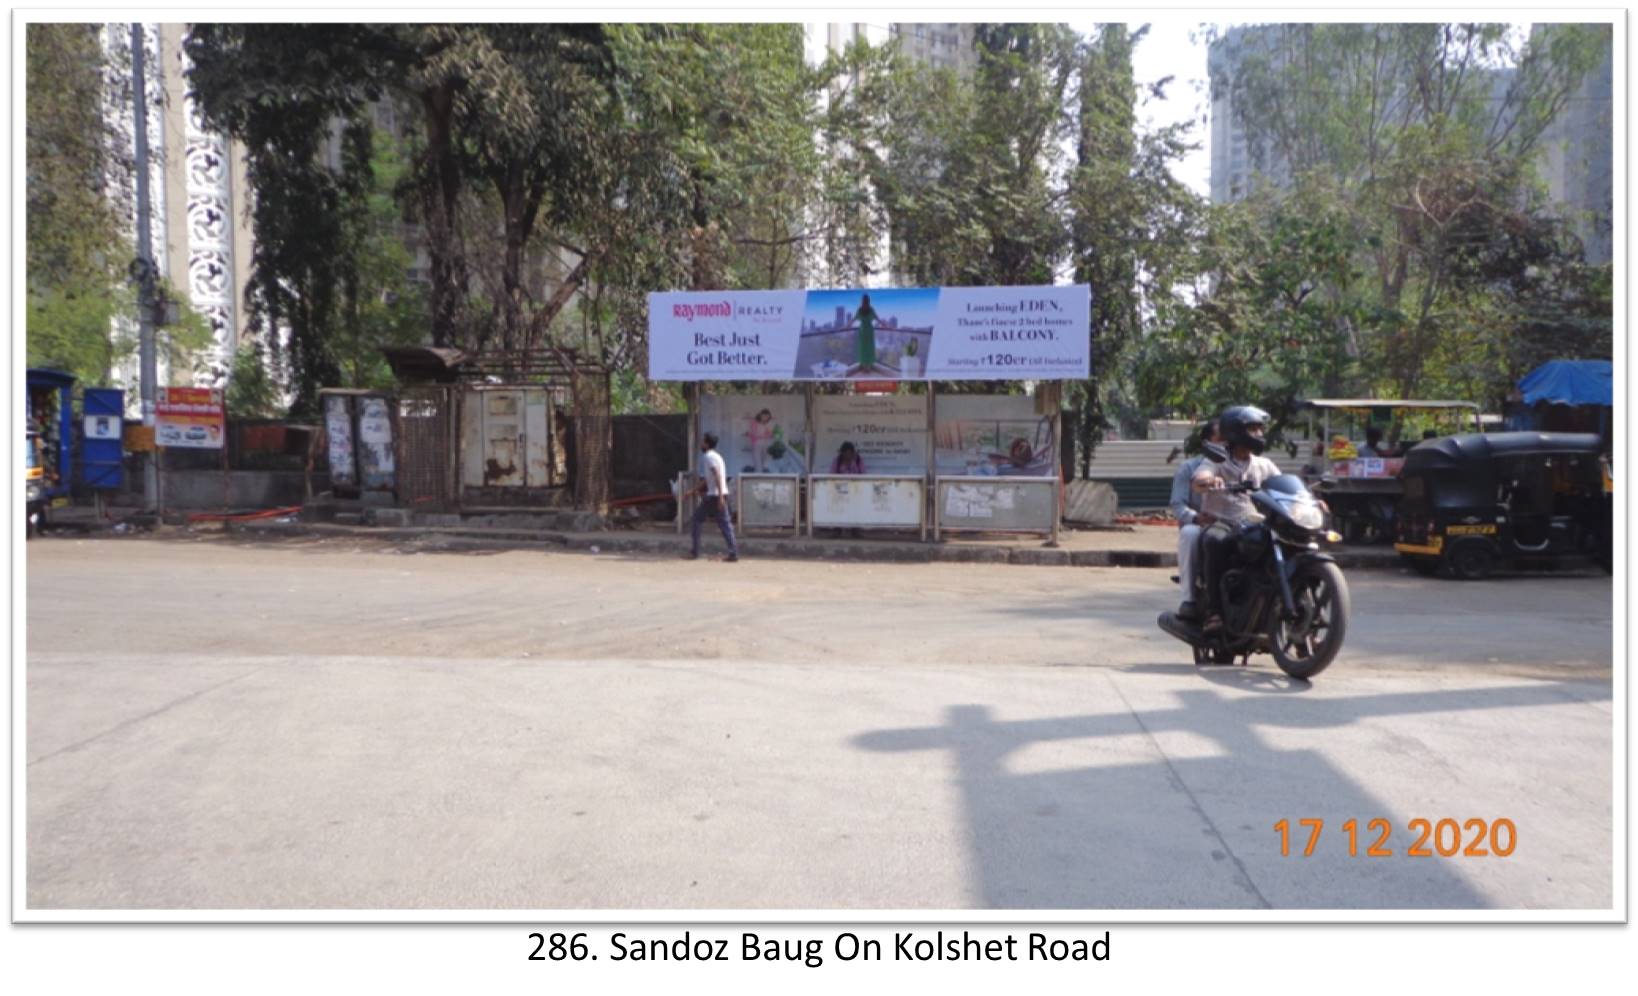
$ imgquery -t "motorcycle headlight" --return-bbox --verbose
[1288,502,1324,531]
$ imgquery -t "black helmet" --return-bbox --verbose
[1220,405,1271,455]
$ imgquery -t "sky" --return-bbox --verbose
[1126,21,1217,196]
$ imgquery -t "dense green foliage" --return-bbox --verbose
[179,21,1609,430]
[1142,22,1614,433]
[26,24,214,390]
[25,24,136,384]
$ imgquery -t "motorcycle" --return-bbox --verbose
[1159,453,1351,680]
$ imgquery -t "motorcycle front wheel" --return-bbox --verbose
[1269,561,1349,680]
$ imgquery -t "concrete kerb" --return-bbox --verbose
[224,518,1409,570]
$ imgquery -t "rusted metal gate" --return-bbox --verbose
[397,385,456,511]
[461,386,556,489]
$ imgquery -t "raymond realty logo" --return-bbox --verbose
[735,302,785,323]
[672,301,732,322]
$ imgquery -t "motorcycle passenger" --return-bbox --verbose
[1171,418,1222,621]
[1193,405,1282,633]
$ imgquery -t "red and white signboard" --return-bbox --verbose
[156,386,225,449]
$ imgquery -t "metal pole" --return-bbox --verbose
[131,24,159,511]
[1050,398,1062,547]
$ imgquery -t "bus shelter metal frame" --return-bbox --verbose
[676,380,1066,545]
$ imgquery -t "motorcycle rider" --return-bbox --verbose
[1192,405,1282,633]
[1171,418,1222,621]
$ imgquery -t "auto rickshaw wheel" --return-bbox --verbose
[1443,538,1497,581]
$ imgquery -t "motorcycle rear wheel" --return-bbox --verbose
[1269,561,1349,680]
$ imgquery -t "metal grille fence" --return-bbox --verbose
[397,385,456,512]
[571,369,612,514]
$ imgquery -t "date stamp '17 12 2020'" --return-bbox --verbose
[1274,818,1517,858]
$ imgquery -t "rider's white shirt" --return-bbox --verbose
[1195,454,1281,527]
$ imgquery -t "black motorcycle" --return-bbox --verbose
[1159,465,1350,680]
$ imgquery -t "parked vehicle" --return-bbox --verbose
[1298,398,1484,545]
[1395,432,1611,579]
[25,428,45,538]
[1159,469,1351,680]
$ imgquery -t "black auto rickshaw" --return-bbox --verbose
[25,425,45,538]
[1395,432,1611,579]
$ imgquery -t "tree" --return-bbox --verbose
[25,23,132,383]
[1068,24,1204,466]
[847,25,1079,288]
[327,126,428,389]
[1135,186,1364,437]
[559,24,820,390]
[1210,23,1611,402]
[187,25,391,413]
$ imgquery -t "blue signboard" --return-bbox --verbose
[81,388,125,490]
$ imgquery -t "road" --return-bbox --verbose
[23,534,1615,911]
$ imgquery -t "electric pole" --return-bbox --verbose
[131,23,158,509]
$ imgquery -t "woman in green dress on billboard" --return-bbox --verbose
[854,294,878,371]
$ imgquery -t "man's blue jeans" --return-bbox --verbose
[691,495,739,557]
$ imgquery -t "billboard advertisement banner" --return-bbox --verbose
[648,285,1089,381]
[156,387,225,449]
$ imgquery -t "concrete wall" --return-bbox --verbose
[160,470,324,510]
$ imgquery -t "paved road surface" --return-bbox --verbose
[24,535,1615,911]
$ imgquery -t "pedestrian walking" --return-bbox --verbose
[690,432,740,561]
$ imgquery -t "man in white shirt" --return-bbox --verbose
[690,432,740,562]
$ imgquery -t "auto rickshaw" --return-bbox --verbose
[25,426,45,538]
[1394,432,1611,579]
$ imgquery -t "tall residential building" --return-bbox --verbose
[101,23,254,394]
[1207,25,1287,204]
[891,23,977,74]
[1534,28,1613,265]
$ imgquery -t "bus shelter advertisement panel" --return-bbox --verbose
[698,394,810,477]
[934,395,1057,477]
[813,395,928,476]
[648,285,1088,381]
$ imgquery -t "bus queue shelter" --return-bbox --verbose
[648,284,1091,544]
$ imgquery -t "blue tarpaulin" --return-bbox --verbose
[1518,360,1612,406]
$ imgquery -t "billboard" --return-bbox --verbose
[648,285,1090,381]
[156,387,225,449]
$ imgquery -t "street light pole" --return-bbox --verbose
[131,23,159,510]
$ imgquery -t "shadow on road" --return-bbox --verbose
[851,674,1610,909]
[1118,662,1314,694]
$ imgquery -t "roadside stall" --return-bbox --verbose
[1510,359,1613,446]
[1299,399,1483,544]
[649,284,1090,543]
